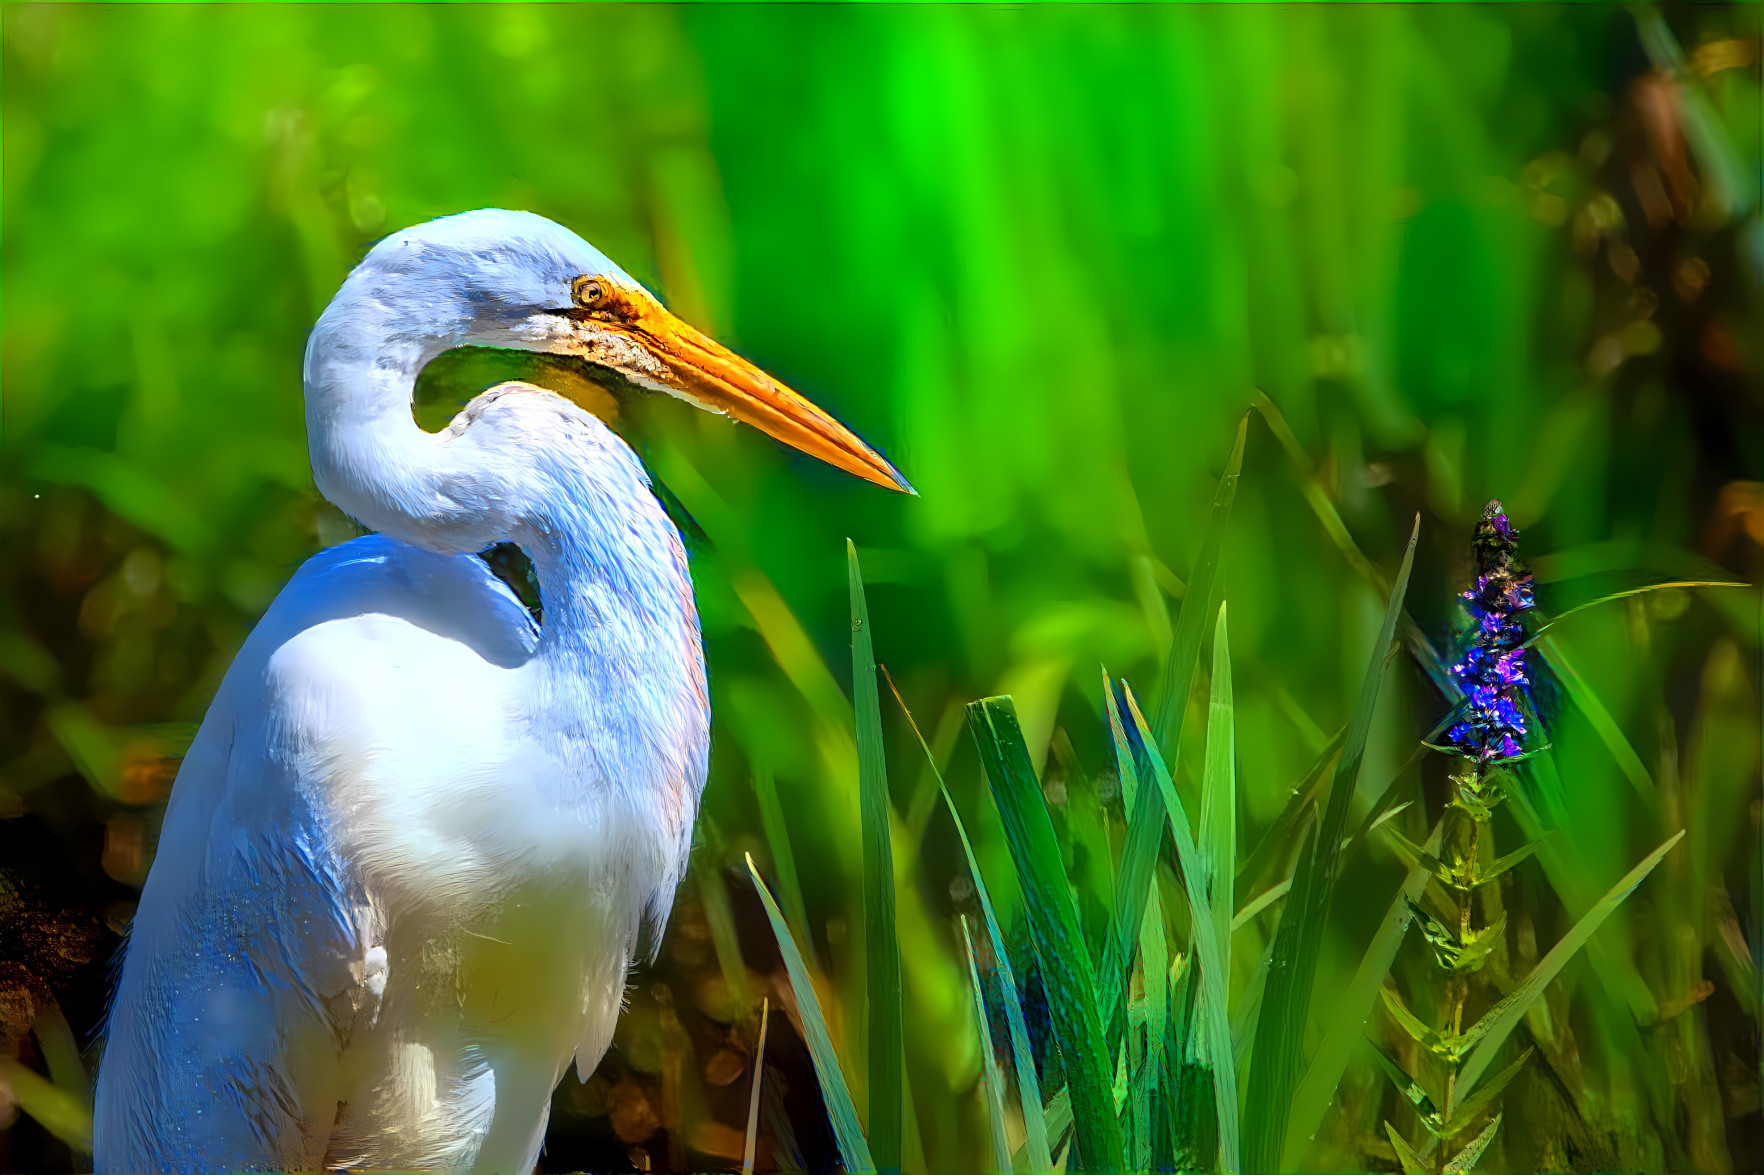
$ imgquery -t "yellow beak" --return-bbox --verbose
[581,283,913,495]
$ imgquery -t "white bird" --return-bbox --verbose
[93,210,909,1174]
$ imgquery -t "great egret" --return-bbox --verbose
[93,209,908,1173]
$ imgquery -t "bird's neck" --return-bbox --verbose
[513,443,708,876]
[302,277,492,552]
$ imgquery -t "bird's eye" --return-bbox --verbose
[571,276,607,308]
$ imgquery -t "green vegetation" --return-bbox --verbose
[2,4,1761,1172]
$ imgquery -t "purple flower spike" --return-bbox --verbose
[1443,500,1539,765]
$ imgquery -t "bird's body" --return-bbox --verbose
[98,398,706,1173]
[94,211,906,1173]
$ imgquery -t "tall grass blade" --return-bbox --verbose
[1201,603,1237,998]
[1249,515,1419,1172]
[1455,830,1686,1094]
[1103,413,1247,1052]
[743,997,770,1175]
[746,853,875,1173]
[1233,878,1292,932]
[1153,412,1248,752]
[1235,727,1343,896]
[752,766,814,964]
[1536,633,1659,809]
[848,539,902,1172]
[962,916,1016,1174]
[1111,684,1240,1172]
[1519,581,1745,649]
[1251,393,1454,700]
[0,1057,90,1155]
[1282,817,1445,1169]
[970,696,1125,1172]
[883,666,1053,1172]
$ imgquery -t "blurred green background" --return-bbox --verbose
[2,4,1761,1172]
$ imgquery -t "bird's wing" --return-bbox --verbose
[96,536,537,1174]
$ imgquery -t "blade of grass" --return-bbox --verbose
[1535,633,1659,810]
[1152,412,1248,752]
[1137,879,1170,1168]
[1518,581,1745,649]
[849,540,902,1172]
[1231,930,1277,1071]
[1250,515,1420,1172]
[1233,878,1292,933]
[962,917,1016,1174]
[0,1057,90,1155]
[752,766,815,965]
[1282,815,1445,1169]
[696,838,754,1013]
[1508,751,1658,1023]
[1235,727,1343,894]
[883,666,1053,1173]
[1455,830,1686,1094]
[970,696,1124,1172]
[1200,604,1236,1003]
[1111,684,1239,1172]
[1102,414,1248,1055]
[743,998,770,1175]
[747,853,874,1173]
[1251,393,1454,701]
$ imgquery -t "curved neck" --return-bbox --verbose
[302,279,482,552]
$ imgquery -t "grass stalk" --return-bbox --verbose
[970,696,1125,1172]
[1246,515,1419,1172]
[849,539,903,1172]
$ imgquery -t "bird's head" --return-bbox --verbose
[315,208,911,495]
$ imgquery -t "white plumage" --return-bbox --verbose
[94,210,906,1173]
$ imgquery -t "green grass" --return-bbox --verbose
[757,423,1724,1173]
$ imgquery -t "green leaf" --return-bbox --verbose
[1367,1036,1441,1122]
[1381,985,1467,1062]
[849,540,902,1172]
[1385,1122,1429,1175]
[1110,684,1239,1172]
[1406,899,1506,974]
[746,853,874,1173]
[1443,1113,1503,1173]
[1482,839,1543,885]
[1456,830,1686,1094]
[969,696,1124,1172]
[1249,515,1420,1172]
[1436,1049,1530,1138]
[882,668,1052,1173]
[1284,815,1446,1170]
[961,917,1015,1175]
[1102,413,1247,1052]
